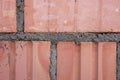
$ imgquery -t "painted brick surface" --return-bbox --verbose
[48,0,75,32]
[0,41,50,80]
[24,0,75,32]
[0,42,10,80]
[102,0,120,32]
[24,0,48,32]
[77,0,99,32]
[24,0,120,32]
[57,42,116,80]
[0,0,16,32]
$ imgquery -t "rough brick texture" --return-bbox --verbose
[57,42,116,80]
[24,0,120,32]
[0,41,50,80]
[0,0,16,32]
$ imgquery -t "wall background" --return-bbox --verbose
[0,0,119,80]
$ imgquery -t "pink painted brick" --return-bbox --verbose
[24,0,75,32]
[77,0,120,32]
[57,42,116,80]
[24,0,48,32]
[0,41,50,80]
[48,0,75,32]
[15,41,50,80]
[25,0,120,32]
[0,0,16,32]
[0,42,10,80]
[77,0,99,32]
[57,42,78,80]
[101,0,120,32]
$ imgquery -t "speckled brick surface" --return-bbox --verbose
[0,0,120,80]
[24,0,120,32]
[0,41,50,80]
[57,42,116,80]
[0,0,16,32]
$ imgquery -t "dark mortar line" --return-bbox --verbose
[117,42,120,80]
[16,0,24,32]
[50,42,57,80]
[0,33,120,41]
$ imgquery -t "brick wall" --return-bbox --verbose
[0,0,120,80]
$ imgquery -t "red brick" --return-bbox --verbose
[48,0,75,32]
[9,42,15,80]
[80,42,97,80]
[32,42,50,80]
[0,0,16,32]
[0,41,50,80]
[0,42,10,80]
[57,42,77,80]
[0,42,16,80]
[24,0,75,32]
[25,0,120,32]
[16,41,50,80]
[76,0,120,32]
[57,42,116,80]
[98,42,116,80]
[24,0,48,32]
[15,42,27,80]
[77,0,99,32]
[102,0,120,32]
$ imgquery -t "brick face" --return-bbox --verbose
[57,42,116,80]
[48,0,75,32]
[57,42,83,80]
[0,41,50,80]
[102,0,120,32]
[24,0,48,32]
[0,42,10,80]
[77,0,99,32]
[24,0,120,32]
[0,0,16,32]
[24,0,75,32]
[0,41,117,80]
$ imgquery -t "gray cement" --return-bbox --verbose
[1,33,120,42]
[0,0,118,80]
[17,0,24,32]
[50,42,57,80]
[117,43,120,80]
